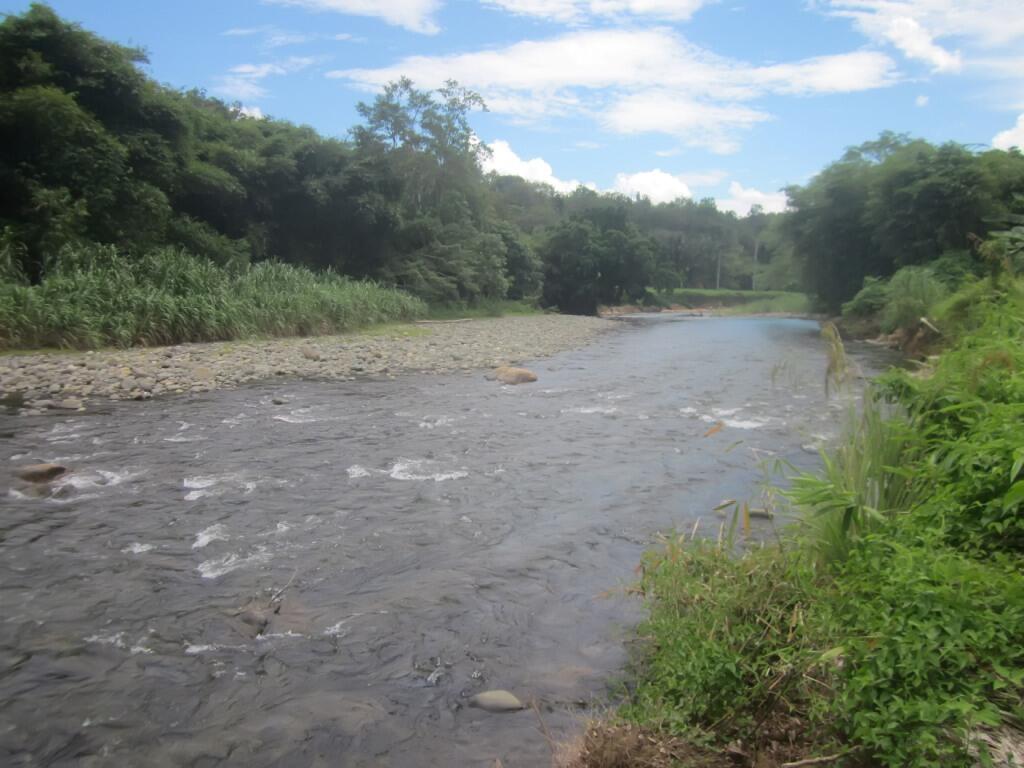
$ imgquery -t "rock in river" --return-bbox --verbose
[493,366,538,385]
[468,690,525,712]
[16,463,68,483]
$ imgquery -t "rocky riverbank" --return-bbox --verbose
[0,315,614,412]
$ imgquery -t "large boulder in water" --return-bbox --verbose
[16,463,67,483]
[493,366,537,385]
[468,690,525,712]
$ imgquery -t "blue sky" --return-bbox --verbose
[6,1,1024,213]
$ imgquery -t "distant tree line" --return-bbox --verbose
[0,5,783,316]
[778,131,1024,311]
[2,5,1023,318]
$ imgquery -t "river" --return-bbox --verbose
[0,315,890,767]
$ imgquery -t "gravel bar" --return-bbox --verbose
[0,315,615,412]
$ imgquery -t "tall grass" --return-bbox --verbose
[789,397,924,565]
[0,245,426,349]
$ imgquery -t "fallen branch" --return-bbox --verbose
[269,569,298,606]
[781,754,842,768]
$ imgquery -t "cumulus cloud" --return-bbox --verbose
[263,0,442,34]
[213,56,316,101]
[483,140,735,207]
[482,0,711,23]
[826,1,1024,73]
[613,170,692,204]
[482,140,589,192]
[717,181,787,216]
[330,28,896,151]
[993,114,1024,150]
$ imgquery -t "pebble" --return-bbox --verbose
[0,316,612,407]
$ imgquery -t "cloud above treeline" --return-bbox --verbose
[331,28,897,153]
[483,139,784,214]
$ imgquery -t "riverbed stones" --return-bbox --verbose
[0,316,611,407]
[493,366,538,385]
[16,463,67,483]
[54,397,83,410]
[468,690,525,712]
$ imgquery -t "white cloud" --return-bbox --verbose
[224,27,264,36]
[717,181,787,216]
[264,0,442,34]
[213,56,316,101]
[223,24,360,46]
[602,91,770,153]
[993,114,1024,150]
[827,1,1024,73]
[334,29,894,99]
[613,170,692,204]
[846,11,961,72]
[482,139,589,192]
[483,140,787,218]
[238,105,266,119]
[915,94,929,106]
[331,28,896,150]
[482,0,711,23]
[574,140,602,149]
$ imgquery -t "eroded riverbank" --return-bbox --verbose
[0,314,612,410]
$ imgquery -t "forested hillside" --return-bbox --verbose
[2,4,1024,348]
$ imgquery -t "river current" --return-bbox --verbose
[1,316,889,767]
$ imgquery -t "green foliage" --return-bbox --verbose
[783,133,1024,311]
[877,282,1024,553]
[0,245,425,349]
[660,288,808,309]
[878,266,948,332]
[623,537,827,740]
[538,211,659,313]
[789,397,925,565]
[841,276,888,318]
[841,266,949,333]
[621,275,1024,766]
[826,537,1024,766]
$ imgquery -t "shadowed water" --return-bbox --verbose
[0,316,891,767]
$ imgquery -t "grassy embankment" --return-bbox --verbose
[657,288,812,315]
[0,246,545,351]
[575,275,1024,768]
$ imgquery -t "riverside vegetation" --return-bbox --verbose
[570,229,1024,766]
[5,5,1024,352]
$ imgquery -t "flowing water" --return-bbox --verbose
[0,316,892,767]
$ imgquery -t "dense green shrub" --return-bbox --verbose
[841,276,888,318]
[827,537,1024,766]
[878,266,947,332]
